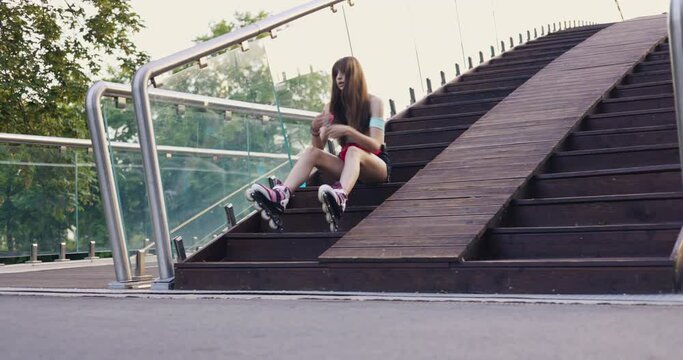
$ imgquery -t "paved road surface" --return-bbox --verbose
[1,294,681,359]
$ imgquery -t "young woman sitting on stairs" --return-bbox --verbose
[246,56,391,231]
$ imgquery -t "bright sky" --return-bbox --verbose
[127,0,671,110]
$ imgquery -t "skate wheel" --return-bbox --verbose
[325,213,333,223]
[329,223,337,232]
[268,218,278,230]
[321,203,329,213]
[253,202,262,211]
[245,189,254,201]
[261,210,270,220]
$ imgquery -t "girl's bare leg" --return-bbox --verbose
[338,146,388,194]
[283,146,345,192]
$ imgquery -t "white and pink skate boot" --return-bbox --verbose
[245,179,291,230]
[318,182,347,232]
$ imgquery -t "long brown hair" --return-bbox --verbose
[329,57,371,141]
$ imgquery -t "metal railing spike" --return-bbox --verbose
[409,88,416,104]
[440,71,446,86]
[468,56,473,69]
[478,51,484,64]
[173,236,187,261]
[389,99,396,116]
[455,63,461,76]
[224,204,237,228]
[426,78,432,93]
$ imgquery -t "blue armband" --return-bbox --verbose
[369,116,385,131]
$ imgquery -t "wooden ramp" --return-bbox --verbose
[321,15,669,262]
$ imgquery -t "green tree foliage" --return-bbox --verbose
[0,0,148,257]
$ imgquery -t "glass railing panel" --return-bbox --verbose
[0,144,77,259]
[341,1,423,112]
[454,0,499,68]
[72,147,110,255]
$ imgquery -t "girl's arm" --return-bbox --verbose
[311,103,332,149]
[325,96,385,152]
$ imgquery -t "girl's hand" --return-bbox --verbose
[312,112,333,132]
[324,124,350,139]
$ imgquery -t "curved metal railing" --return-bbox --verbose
[668,0,683,292]
[86,81,315,287]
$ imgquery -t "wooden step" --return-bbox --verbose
[594,94,673,113]
[501,192,683,227]
[259,206,375,233]
[428,87,514,104]
[526,164,682,198]
[563,124,677,150]
[459,66,542,82]
[635,59,671,72]
[409,97,502,117]
[547,143,679,172]
[483,224,680,259]
[389,161,427,182]
[581,108,675,131]
[481,55,558,71]
[174,257,673,294]
[387,142,450,163]
[289,183,402,208]
[387,111,485,131]
[488,50,567,65]
[501,43,577,59]
[611,80,672,98]
[444,75,528,92]
[645,50,670,61]
[385,126,467,147]
[623,69,672,84]
[474,59,553,74]
[224,232,342,261]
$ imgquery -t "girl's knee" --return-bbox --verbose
[344,146,364,161]
[302,146,322,159]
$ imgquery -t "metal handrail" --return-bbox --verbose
[102,81,317,122]
[131,0,347,287]
[0,132,294,160]
[669,0,683,292]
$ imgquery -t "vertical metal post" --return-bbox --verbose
[135,250,146,278]
[409,88,416,104]
[86,240,99,260]
[27,243,41,264]
[426,78,432,93]
[85,82,131,283]
[553,23,557,32]
[527,30,531,41]
[518,33,523,44]
[133,67,175,289]
[467,57,473,69]
[501,41,506,52]
[56,242,69,262]
[509,37,514,48]
[478,51,484,64]
[668,0,683,291]
[389,99,397,116]
[455,63,461,76]
[534,28,538,38]
[440,71,446,86]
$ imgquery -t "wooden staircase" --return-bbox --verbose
[476,40,679,293]
[175,17,680,294]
